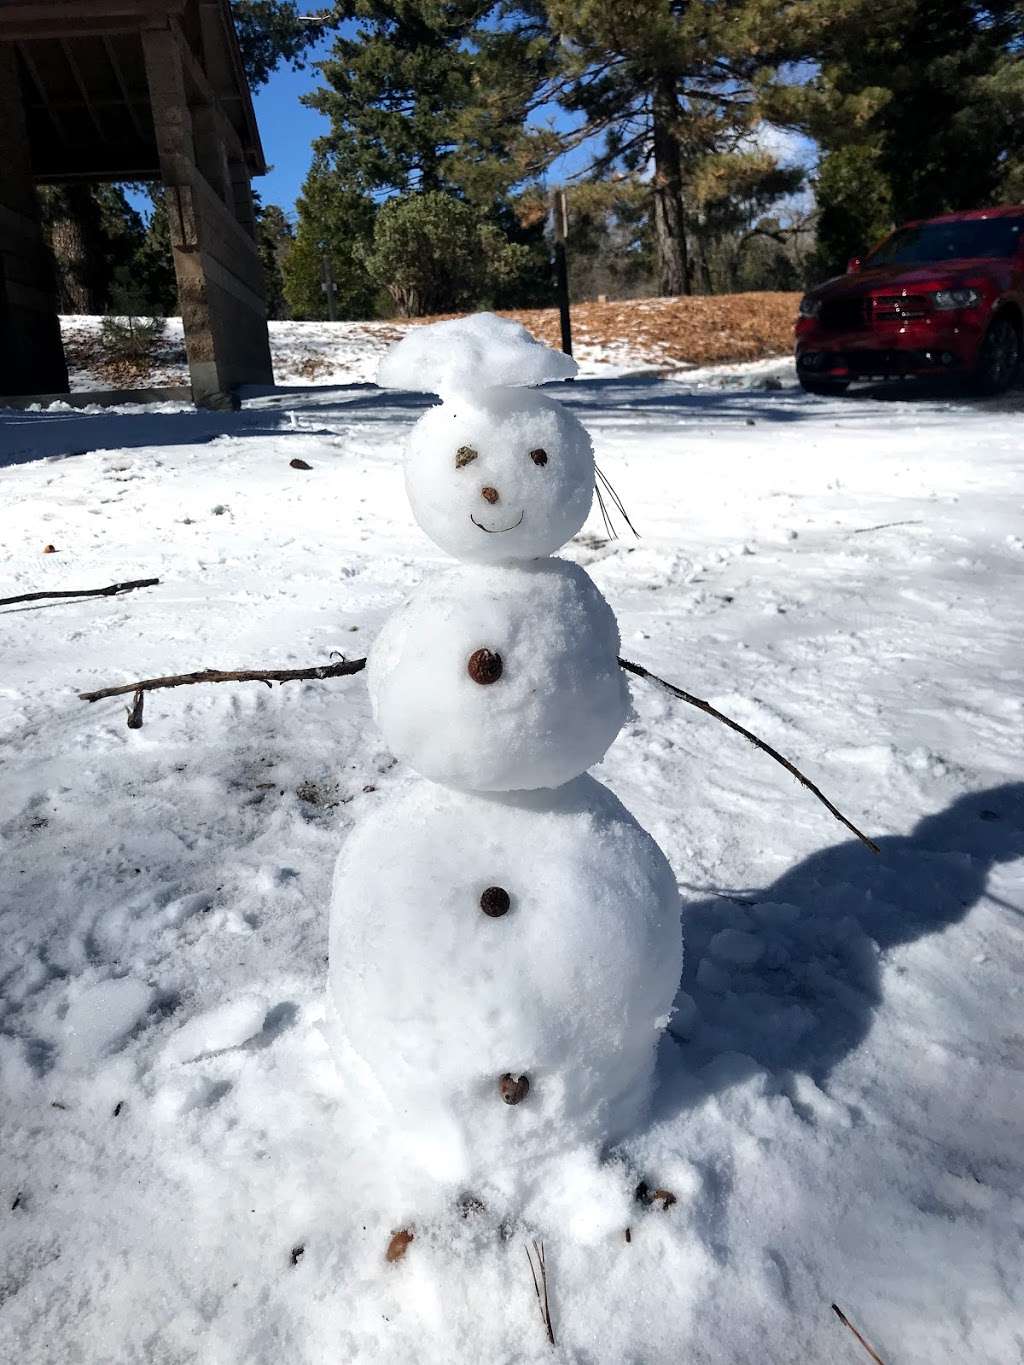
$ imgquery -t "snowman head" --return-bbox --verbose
[379,314,594,563]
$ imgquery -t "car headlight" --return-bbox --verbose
[799,295,821,318]
[932,287,981,310]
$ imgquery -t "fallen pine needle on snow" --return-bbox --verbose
[0,577,159,608]
[525,1239,556,1347]
[831,1303,886,1363]
[618,656,880,854]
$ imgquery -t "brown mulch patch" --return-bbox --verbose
[419,292,801,369]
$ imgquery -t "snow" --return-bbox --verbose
[369,559,627,789]
[405,387,595,563]
[378,312,579,395]
[327,775,680,1192]
[1,359,1023,1362]
[58,314,676,392]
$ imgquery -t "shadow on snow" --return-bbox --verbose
[5,371,1021,469]
[654,781,1024,1120]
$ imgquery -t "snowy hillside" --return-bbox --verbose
[1,367,1022,1362]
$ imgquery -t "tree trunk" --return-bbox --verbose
[46,185,106,314]
[651,78,689,297]
[690,230,712,295]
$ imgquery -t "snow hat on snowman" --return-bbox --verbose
[378,311,578,397]
[378,313,595,563]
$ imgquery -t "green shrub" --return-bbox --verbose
[361,192,528,317]
[98,314,167,365]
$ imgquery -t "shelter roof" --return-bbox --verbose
[0,0,266,182]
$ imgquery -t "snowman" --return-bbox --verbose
[328,314,682,1227]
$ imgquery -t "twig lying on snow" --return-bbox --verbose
[618,656,880,854]
[525,1239,555,1347]
[75,653,879,854]
[78,658,367,704]
[850,519,923,535]
[831,1304,886,1364]
[0,577,159,608]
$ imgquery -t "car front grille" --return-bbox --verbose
[818,297,867,331]
[872,294,930,321]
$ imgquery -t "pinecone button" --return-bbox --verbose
[467,648,503,684]
[479,886,510,918]
[499,1073,530,1105]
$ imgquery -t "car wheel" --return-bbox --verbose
[799,376,850,397]
[970,314,1021,396]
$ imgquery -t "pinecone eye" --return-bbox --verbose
[456,446,478,469]
[529,448,548,467]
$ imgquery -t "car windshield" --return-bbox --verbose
[866,217,1024,266]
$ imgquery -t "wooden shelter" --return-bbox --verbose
[0,0,273,406]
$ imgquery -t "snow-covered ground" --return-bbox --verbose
[1,365,1022,1363]
[59,314,667,390]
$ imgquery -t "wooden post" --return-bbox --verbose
[141,18,272,407]
[0,44,69,397]
[321,253,337,322]
[552,188,572,358]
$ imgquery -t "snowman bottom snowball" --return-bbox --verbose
[327,775,682,1186]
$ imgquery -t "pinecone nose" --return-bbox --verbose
[481,486,499,505]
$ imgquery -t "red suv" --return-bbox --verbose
[795,205,1024,396]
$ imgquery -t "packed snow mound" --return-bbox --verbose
[377,312,578,396]
[327,774,682,1189]
[405,387,594,563]
[368,559,628,790]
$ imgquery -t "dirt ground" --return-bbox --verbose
[425,292,801,368]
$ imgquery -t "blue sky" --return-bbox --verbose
[252,30,334,216]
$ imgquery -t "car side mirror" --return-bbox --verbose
[847,256,863,274]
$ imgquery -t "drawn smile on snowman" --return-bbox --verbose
[470,508,526,534]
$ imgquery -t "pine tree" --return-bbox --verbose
[688,150,805,292]
[791,0,1024,276]
[282,159,379,319]
[305,0,556,205]
[516,178,656,302]
[230,1,326,87]
[545,0,821,296]
[255,201,295,319]
[121,190,180,316]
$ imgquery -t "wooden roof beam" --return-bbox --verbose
[0,1,181,40]
[169,16,244,162]
[15,40,69,145]
[59,39,106,142]
[102,33,148,140]
[197,0,265,172]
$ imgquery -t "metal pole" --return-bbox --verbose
[552,188,572,357]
